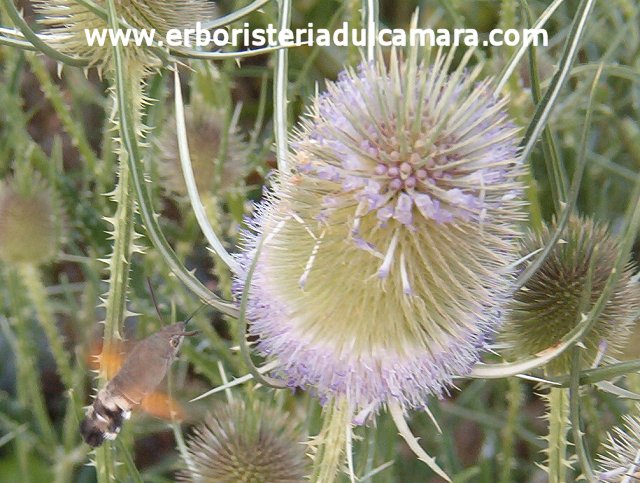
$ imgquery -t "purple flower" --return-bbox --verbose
[234,46,525,481]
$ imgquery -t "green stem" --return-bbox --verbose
[4,268,58,450]
[94,63,143,480]
[274,0,292,173]
[547,387,571,483]
[100,146,135,354]
[18,264,75,390]
[17,264,84,483]
[569,348,596,481]
[311,398,351,483]
[15,437,31,483]
[94,119,138,483]
[499,377,522,483]
[26,56,100,178]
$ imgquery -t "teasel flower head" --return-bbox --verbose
[499,215,640,375]
[158,95,250,199]
[234,46,524,417]
[596,406,640,481]
[178,400,308,483]
[620,318,640,360]
[35,0,216,71]
[0,172,62,265]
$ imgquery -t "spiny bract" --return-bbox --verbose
[235,47,525,413]
[597,406,640,482]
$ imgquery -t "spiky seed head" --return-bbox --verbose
[157,96,250,198]
[620,319,640,360]
[596,407,640,481]
[178,400,308,483]
[499,215,640,375]
[35,0,216,69]
[0,173,62,265]
[234,47,525,412]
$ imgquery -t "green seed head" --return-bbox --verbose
[0,174,62,265]
[499,215,640,375]
[157,96,250,198]
[179,400,309,483]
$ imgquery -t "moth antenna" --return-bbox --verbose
[184,303,207,327]
[146,277,166,324]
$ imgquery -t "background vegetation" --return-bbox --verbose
[0,0,639,481]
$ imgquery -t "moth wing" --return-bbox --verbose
[140,391,185,421]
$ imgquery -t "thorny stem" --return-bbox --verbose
[311,398,352,483]
[569,347,596,482]
[547,386,571,483]
[94,27,145,482]
[499,376,522,483]
[94,123,137,483]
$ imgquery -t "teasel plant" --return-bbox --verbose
[227,2,640,480]
[1,0,288,481]
[180,1,640,482]
[3,0,640,481]
[0,162,84,482]
[499,214,640,482]
[178,399,309,482]
[596,404,640,481]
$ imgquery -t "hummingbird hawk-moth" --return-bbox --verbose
[80,286,199,447]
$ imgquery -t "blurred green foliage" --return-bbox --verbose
[0,0,639,482]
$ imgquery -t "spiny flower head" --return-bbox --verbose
[499,215,640,375]
[620,319,640,360]
[35,0,216,69]
[597,407,640,481]
[0,172,62,265]
[178,400,308,483]
[235,47,525,412]
[158,95,250,198]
